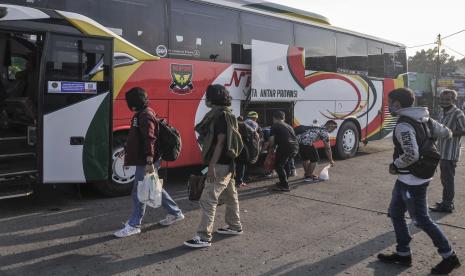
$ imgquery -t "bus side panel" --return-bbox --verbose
[114,59,231,168]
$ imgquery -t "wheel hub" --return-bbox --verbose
[112,147,135,185]
[342,129,356,152]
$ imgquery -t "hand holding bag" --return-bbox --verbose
[137,171,163,208]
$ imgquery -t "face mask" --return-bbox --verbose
[388,105,398,116]
[440,103,453,109]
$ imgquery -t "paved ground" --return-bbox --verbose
[1,139,465,276]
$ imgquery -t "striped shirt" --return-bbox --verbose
[438,106,465,161]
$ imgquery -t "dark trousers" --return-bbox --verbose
[388,180,452,255]
[286,158,295,175]
[235,162,246,184]
[275,147,297,188]
[440,160,457,208]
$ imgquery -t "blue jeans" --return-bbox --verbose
[388,180,452,255]
[128,165,183,228]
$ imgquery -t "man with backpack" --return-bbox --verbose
[429,89,465,213]
[236,112,261,187]
[114,87,184,238]
[184,84,244,248]
[377,88,460,275]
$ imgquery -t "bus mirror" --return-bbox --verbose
[0,7,7,19]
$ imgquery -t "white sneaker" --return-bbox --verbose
[113,224,141,238]
[159,214,185,226]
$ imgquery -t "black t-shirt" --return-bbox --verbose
[213,113,232,164]
[271,121,298,150]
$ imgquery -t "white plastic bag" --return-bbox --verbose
[319,164,331,181]
[137,172,163,208]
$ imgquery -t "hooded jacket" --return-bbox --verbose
[393,107,451,185]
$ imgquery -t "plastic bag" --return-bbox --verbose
[319,164,331,181]
[137,171,163,208]
[264,151,276,172]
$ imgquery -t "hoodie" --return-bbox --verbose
[393,107,451,185]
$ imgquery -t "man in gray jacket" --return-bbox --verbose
[377,88,460,275]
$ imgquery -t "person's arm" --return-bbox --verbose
[392,123,420,169]
[268,136,275,152]
[207,134,226,183]
[139,113,157,173]
[324,142,334,166]
[452,112,465,137]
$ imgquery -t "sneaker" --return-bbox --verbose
[304,177,315,182]
[272,185,290,192]
[264,172,274,178]
[431,253,461,274]
[377,253,412,266]
[236,182,248,188]
[429,204,454,213]
[159,214,185,226]
[184,236,211,248]
[216,226,243,235]
[114,224,141,238]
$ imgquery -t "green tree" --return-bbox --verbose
[408,47,457,76]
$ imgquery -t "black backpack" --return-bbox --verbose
[138,110,182,162]
[237,121,260,164]
[394,116,440,179]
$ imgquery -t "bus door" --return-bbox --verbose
[250,40,303,125]
[42,33,113,184]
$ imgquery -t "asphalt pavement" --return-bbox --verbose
[1,139,465,276]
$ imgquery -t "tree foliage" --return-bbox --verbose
[408,47,464,77]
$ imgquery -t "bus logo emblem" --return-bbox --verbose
[170,64,194,95]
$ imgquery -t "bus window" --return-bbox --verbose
[294,24,336,72]
[240,12,294,46]
[383,44,397,78]
[47,0,166,56]
[395,47,407,76]
[1,0,48,8]
[368,40,384,78]
[336,33,368,75]
[169,0,239,62]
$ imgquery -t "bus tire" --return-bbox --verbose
[335,121,359,159]
[93,133,134,197]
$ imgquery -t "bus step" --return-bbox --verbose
[0,189,34,200]
[0,170,38,179]
[0,152,35,159]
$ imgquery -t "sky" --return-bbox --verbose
[271,0,465,59]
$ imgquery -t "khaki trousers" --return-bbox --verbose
[197,164,242,241]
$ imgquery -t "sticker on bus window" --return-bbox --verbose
[48,81,97,94]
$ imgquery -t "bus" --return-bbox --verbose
[0,1,407,198]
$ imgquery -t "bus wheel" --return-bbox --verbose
[335,121,359,159]
[93,134,134,196]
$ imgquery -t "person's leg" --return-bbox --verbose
[235,162,245,184]
[308,146,319,178]
[128,166,148,228]
[406,183,453,257]
[388,181,412,255]
[223,176,242,231]
[302,160,310,177]
[440,160,456,209]
[161,188,183,217]
[275,148,291,189]
[197,164,230,241]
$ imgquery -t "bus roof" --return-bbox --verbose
[197,0,406,48]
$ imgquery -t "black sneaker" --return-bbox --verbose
[272,185,290,192]
[377,253,412,266]
[216,226,243,235]
[431,253,461,275]
[184,236,211,248]
[429,205,454,213]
